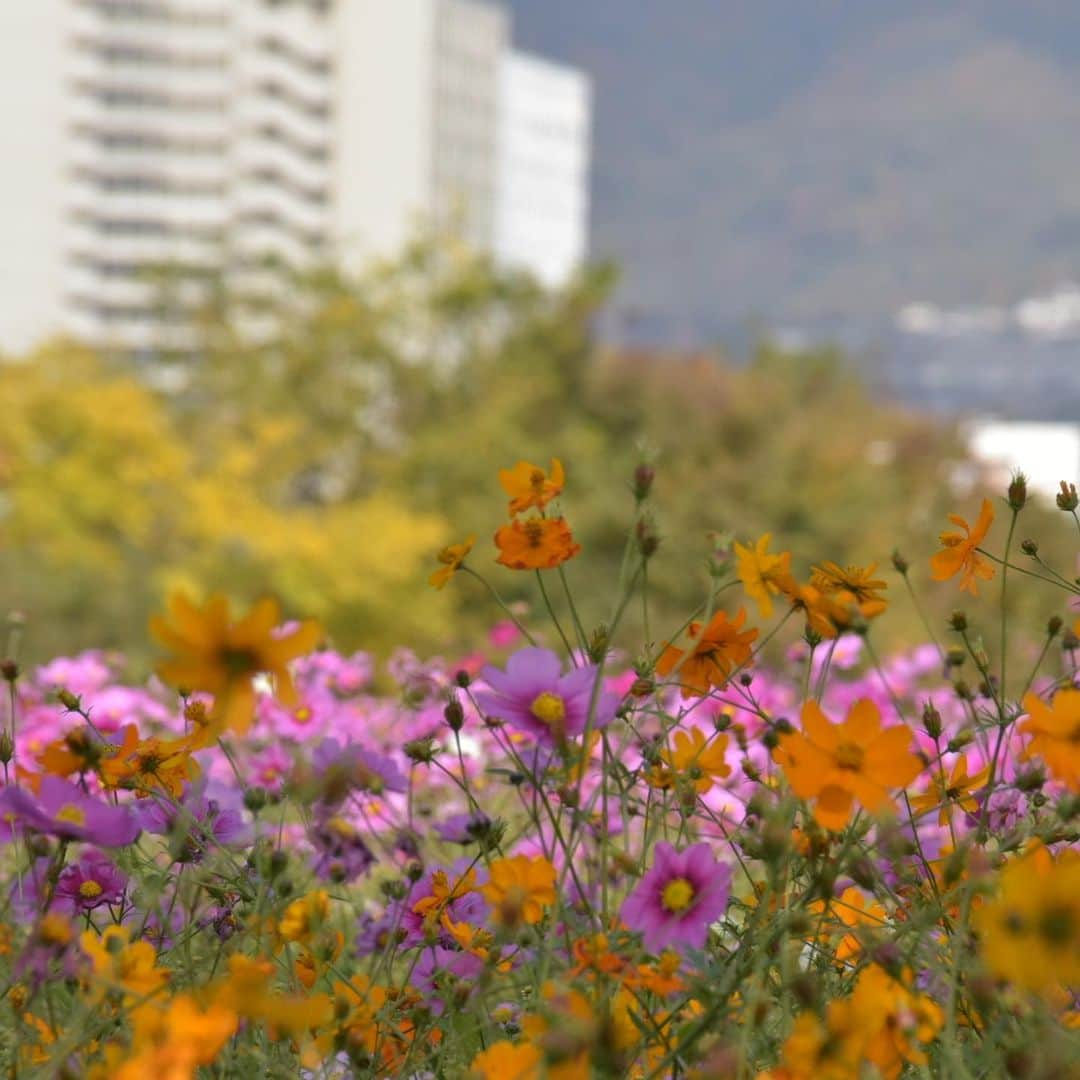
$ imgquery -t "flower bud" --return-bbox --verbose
[1007,471,1027,510]
[632,463,655,502]
[1020,538,1039,557]
[1047,615,1063,637]
[0,660,17,683]
[56,689,80,711]
[922,702,943,739]
[0,732,13,765]
[243,787,267,813]
[587,625,610,663]
[1062,628,1079,651]
[454,669,471,689]
[444,698,465,731]
[1056,480,1079,511]
[946,729,974,752]
[949,611,968,632]
[404,737,437,764]
[890,549,909,574]
[635,517,661,559]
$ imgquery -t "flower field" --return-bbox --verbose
[0,460,1077,1078]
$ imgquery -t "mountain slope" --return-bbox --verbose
[508,1,1080,336]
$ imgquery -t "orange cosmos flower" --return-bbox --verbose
[99,724,200,799]
[1020,688,1080,789]
[735,534,793,618]
[773,699,923,831]
[930,498,995,595]
[810,561,888,619]
[499,458,565,515]
[648,726,731,794]
[429,535,476,590]
[909,754,990,824]
[470,1040,542,1080]
[494,517,581,570]
[150,593,321,736]
[655,608,758,697]
[481,855,557,928]
[975,845,1080,991]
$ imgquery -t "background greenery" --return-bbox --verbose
[1,235,1073,668]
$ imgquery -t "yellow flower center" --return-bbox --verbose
[79,880,104,899]
[55,805,87,827]
[661,877,695,913]
[834,742,865,771]
[530,692,566,731]
[529,469,546,491]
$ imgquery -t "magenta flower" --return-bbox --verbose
[53,849,127,914]
[477,647,618,747]
[620,841,731,953]
[0,777,139,847]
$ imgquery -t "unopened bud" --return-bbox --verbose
[949,611,968,632]
[946,730,974,752]
[1020,538,1039,557]
[1063,628,1079,651]
[404,737,437,764]
[635,517,660,559]
[243,787,267,813]
[587,625,610,663]
[1047,615,1063,637]
[56,689,80,711]
[0,732,13,765]
[454,669,471,689]
[1007,471,1028,510]
[1056,481,1079,512]
[444,698,465,731]
[0,660,17,683]
[632,463,655,502]
[891,550,909,575]
[922,701,943,739]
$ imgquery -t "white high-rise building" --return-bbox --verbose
[0,0,591,354]
[495,52,590,287]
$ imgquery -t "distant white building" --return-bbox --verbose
[0,0,591,354]
[495,51,591,287]
[967,419,1080,501]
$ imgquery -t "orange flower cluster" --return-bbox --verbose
[493,458,581,571]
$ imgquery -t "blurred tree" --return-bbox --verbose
[1,232,1072,666]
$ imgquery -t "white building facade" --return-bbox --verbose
[0,0,591,354]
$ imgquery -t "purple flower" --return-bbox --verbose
[53,849,126,914]
[137,782,250,860]
[0,777,139,847]
[476,647,619,747]
[435,811,493,846]
[413,946,484,1014]
[308,814,376,883]
[620,841,731,953]
[311,738,407,802]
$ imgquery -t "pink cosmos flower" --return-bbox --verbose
[476,647,618,748]
[620,841,731,953]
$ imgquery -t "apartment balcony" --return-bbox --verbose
[232,183,328,235]
[71,9,228,59]
[69,54,229,99]
[236,96,330,157]
[240,49,332,112]
[234,139,329,196]
[231,224,323,269]
[69,142,228,185]
[64,221,223,267]
[68,96,230,142]
[67,185,231,230]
